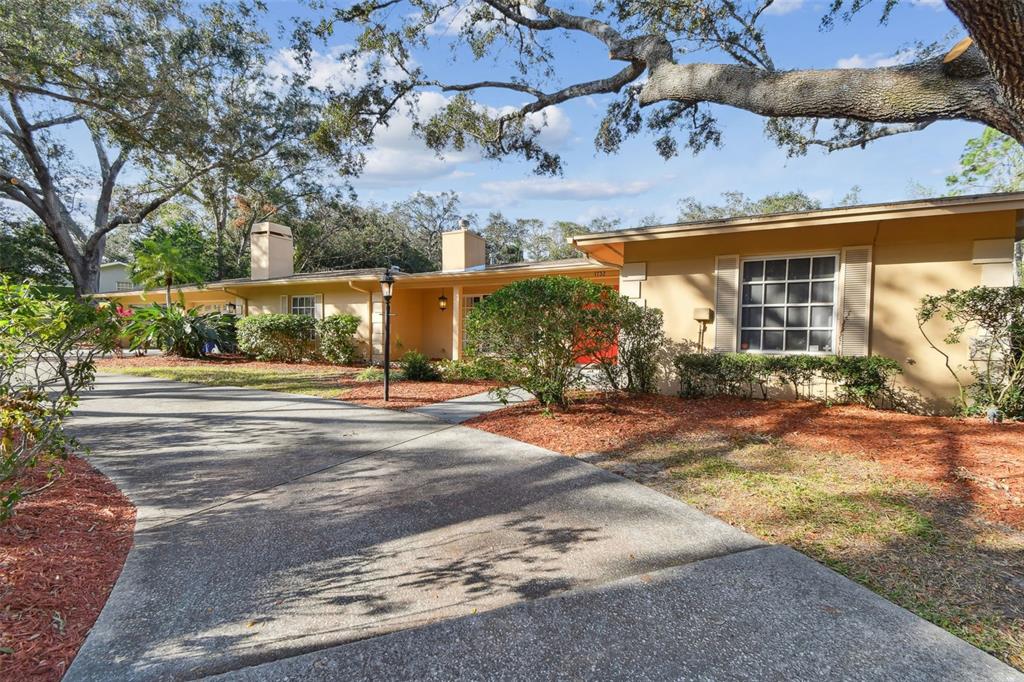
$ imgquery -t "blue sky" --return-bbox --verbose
[258,0,976,227]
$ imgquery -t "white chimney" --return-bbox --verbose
[250,222,294,280]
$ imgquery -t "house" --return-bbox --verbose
[98,261,132,293]
[105,220,617,362]
[105,192,1022,410]
[572,192,1023,409]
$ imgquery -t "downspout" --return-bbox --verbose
[348,281,375,363]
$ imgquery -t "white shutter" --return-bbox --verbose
[315,293,324,320]
[714,255,740,352]
[280,295,289,314]
[839,246,873,357]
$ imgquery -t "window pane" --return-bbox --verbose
[741,307,762,327]
[787,306,808,327]
[809,330,832,352]
[812,256,836,279]
[764,307,784,328]
[740,330,761,351]
[742,261,764,282]
[742,284,763,304]
[785,330,808,351]
[765,259,787,281]
[787,281,810,304]
[810,305,833,328]
[765,283,786,304]
[788,258,810,280]
[811,281,834,303]
[763,330,784,350]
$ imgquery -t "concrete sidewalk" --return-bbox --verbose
[65,375,1022,681]
[408,387,532,424]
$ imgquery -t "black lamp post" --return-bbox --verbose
[380,267,395,401]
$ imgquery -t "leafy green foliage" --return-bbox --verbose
[437,357,501,382]
[593,299,666,394]
[673,352,903,408]
[0,219,69,286]
[918,286,1024,418]
[318,314,362,364]
[0,278,118,521]
[464,277,621,407]
[399,350,440,381]
[946,128,1024,195]
[677,190,823,221]
[236,314,319,362]
[124,304,227,358]
[130,234,208,306]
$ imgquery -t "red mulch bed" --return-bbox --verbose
[341,380,497,410]
[467,394,1024,530]
[0,456,135,681]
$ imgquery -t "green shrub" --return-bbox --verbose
[918,286,1024,419]
[437,357,501,381]
[400,350,441,381]
[356,366,402,381]
[1,279,119,521]
[318,314,361,364]
[124,304,226,358]
[594,299,665,394]
[236,314,319,362]
[464,276,620,407]
[673,352,902,408]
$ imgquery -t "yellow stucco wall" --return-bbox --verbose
[627,210,1017,410]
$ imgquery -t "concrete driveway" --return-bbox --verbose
[66,375,1020,681]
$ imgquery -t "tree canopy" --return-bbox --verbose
[0,0,345,296]
[304,0,1024,176]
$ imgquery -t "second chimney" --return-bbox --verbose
[442,219,486,271]
[250,222,294,280]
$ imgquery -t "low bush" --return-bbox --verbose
[400,350,441,381]
[437,357,501,381]
[318,314,361,364]
[1,278,119,521]
[123,304,227,358]
[236,314,319,362]
[674,352,902,408]
[918,286,1024,419]
[594,300,665,394]
[464,277,620,407]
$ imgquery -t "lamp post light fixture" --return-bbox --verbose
[438,293,448,311]
[380,267,396,402]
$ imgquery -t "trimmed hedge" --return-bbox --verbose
[674,352,902,408]
[236,314,319,362]
[318,314,361,364]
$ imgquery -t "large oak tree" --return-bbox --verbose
[306,0,1024,172]
[1,1,341,296]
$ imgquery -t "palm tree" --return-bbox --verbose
[130,235,206,307]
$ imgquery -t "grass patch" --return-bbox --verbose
[105,366,353,399]
[594,434,1024,670]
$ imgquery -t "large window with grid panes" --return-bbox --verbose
[739,254,838,353]
[290,295,317,317]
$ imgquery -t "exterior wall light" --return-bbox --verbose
[438,293,448,311]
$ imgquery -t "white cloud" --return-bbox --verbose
[763,0,804,15]
[910,0,943,6]
[478,177,657,202]
[267,46,408,91]
[836,50,915,69]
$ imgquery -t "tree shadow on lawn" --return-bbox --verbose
[588,432,1024,670]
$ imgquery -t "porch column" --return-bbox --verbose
[451,285,462,360]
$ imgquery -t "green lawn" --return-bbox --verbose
[592,433,1024,670]
[101,365,356,399]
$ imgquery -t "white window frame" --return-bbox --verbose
[737,251,839,355]
[116,281,133,291]
[290,294,317,317]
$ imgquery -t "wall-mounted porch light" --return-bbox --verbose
[438,293,448,311]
